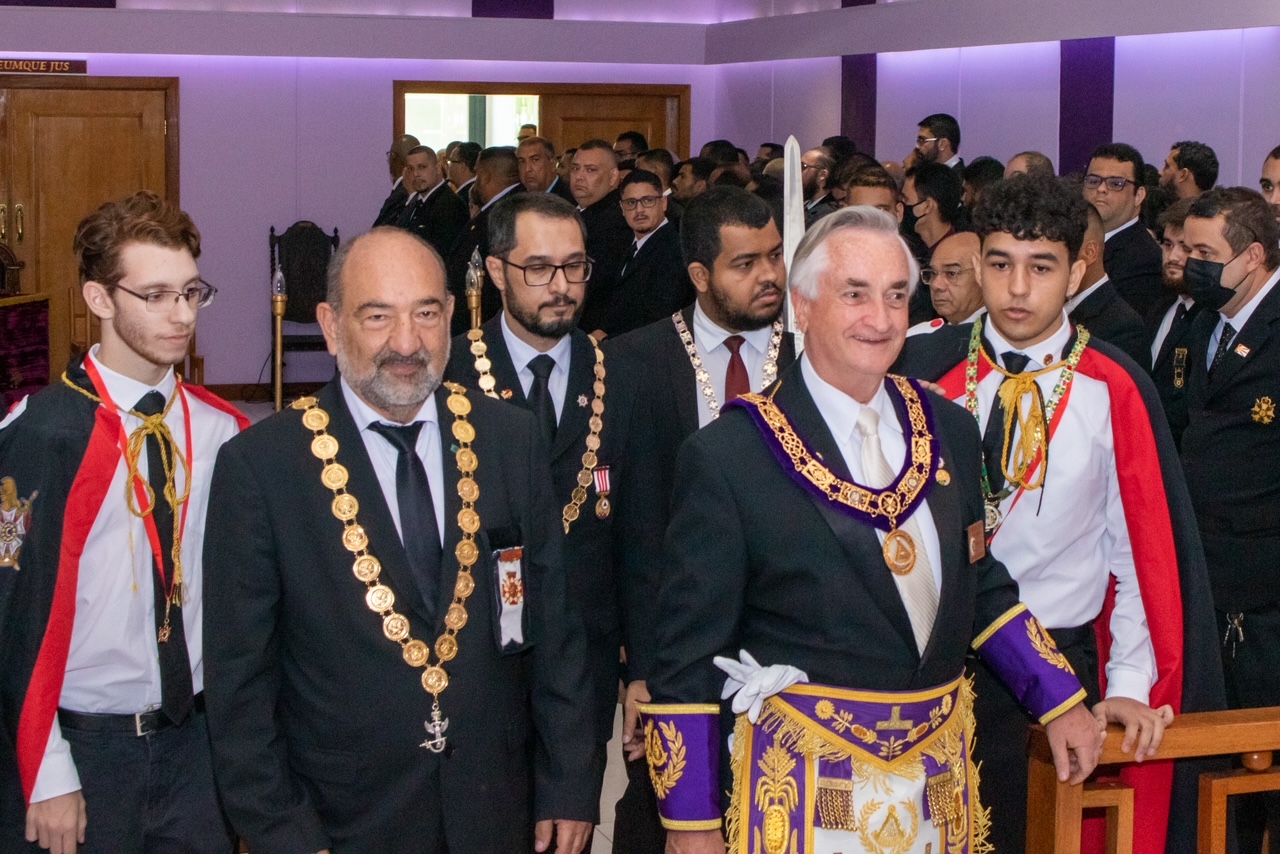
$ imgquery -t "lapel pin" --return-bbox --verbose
[1253,397,1275,425]
[578,394,589,408]
[936,469,951,486]
[1235,343,1252,358]
[500,389,513,400]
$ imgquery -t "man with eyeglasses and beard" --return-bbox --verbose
[601,187,797,854]
[0,192,247,854]
[1146,198,1202,449]
[203,225,600,854]
[1083,143,1166,317]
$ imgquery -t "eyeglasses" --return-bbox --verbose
[620,195,662,210]
[920,267,972,285]
[1083,174,1138,192]
[114,281,217,313]
[916,136,939,147]
[502,258,593,287]
[800,163,822,172]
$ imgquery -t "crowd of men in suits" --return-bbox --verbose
[1,109,1279,854]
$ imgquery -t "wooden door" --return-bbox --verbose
[2,81,172,381]
[538,86,688,158]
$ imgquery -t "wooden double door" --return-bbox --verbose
[0,76,177,382]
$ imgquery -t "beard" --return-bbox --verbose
[338,344,444,415]
[508,291,583,339]
[706,278,785,332]
[1163,271,1189,296]
[111,305,193,370]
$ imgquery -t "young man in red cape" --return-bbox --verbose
[0,192,247,853]
[895,173,1225,854]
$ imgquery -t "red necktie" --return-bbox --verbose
[724,335,750,401]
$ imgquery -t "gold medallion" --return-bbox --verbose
[455,540,479,567]
[402,639,429,667]
[332,493,359,521]
[383,613,410,641]
[452,421,477,444]
[445,603,468,630]
[343,525,369,552]
[591,399,605,415]
[454,572,475,597]
[352,554,382,582]
[311,434,339,460]
[435,635,458,662]
[478,374,497,392]
[585,434,601,451]
[302,408,330,431]
[984,501,1003,533]
[474,357,492,373]
[936,469,951,486]
[577,469,593,488]
[571,486,589,504]
[564,503,580,524]
[596,496,611,519]
[588,415,603,432]
[582,451,598,469]
[1253,396,1276,425]
[447,394,472,417]
[469,341,486,356]
[322,463,349,490]
[883,529,917,575]
[467,328,484,342]
[594,364,606,380]
[456,448,478,473]
[422,666,449,695]
[366,584,395,612]
[457,478,479,503]
[457,508,480,534]
[291,396,318,410]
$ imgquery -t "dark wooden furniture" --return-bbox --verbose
[0,293,50,410]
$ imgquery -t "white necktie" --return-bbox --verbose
[855,406,939,655]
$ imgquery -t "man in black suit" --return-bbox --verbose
[911,112,965,177]
[1147,198,1201,448]
[1181,187,1280,854]
[373,133,419,227]
[444,147,524,336]
[600,169,692,338]
[447,142,481,204]
[517,136,575,204]
[640,205,1101,854]
[801,148,837,227]
[396,146,469,258]
[1085,143,1166,318]
[571,140,632,338]
[605,187,796,853]
[635,149,683,224]
[1069,203,1151,368]
[445,192,624,783]
[202,227,599,854]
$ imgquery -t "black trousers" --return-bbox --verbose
[612,748,666,854]
[970,623,1102,854]
[51,709,232,854]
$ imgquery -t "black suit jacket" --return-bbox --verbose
[454,178,476,206]
[444,319,627,745]
[444,186,525,337]
[1069,278,1151,370]
[804,195,839,228]
[202,379,600,854]
[546,177,576,205]
[1181,281,1280,611]
[601,221,693,338]
[397,183,469,258]
[1104,220,1165,318]
[1146,296,1202,449]
[578,190,633,333]
[649,363,1025,709]
[373,181,408,228]
[604,306,797,680]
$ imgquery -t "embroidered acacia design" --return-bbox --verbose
[1027,617,1075,673]
[754,739,799,854]
[645,720,687,799]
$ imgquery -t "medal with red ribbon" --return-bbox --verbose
[593,466,612,519]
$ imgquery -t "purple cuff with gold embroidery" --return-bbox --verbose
[972,604,1087,724]
[635,703,722,830]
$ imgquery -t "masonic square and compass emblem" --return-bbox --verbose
[0,477,37,571]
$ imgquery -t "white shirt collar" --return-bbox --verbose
[1104,216,1140,243]
[632,218,669,252]
[1222,265,1280,330]
[800,354,901,441]
[1066,274,1109,313]
[960,307,984,324]
[340,376,438,430]
[805,192,829,210]
[983,310,1074,369]
[691,300,775,356]
[481,183,520,212]
[412,179,447,205]
[500,310,572,376]
[392,176,404,190]
[86,344,176,413]
[944,154,961,169]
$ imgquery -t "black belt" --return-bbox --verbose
[1044,622,1094,650]
[58,693,205,737]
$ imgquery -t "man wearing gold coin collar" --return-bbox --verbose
[639,206,1104,854]
[202,227,599,853]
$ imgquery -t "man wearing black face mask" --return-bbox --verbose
[1181,186,1280,854]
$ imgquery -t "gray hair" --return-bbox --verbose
[326,226,446,312]
[788,206,921,300]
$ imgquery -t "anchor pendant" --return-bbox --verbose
[421,701,449,753]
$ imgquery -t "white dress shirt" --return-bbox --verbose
[500,311,573,422]
[969,316,1155,702]
[405,179,448,207]
[801,356,943,591]
[33,346,241,802]
[1207,266,1280,368]
[340,379,445,546]
[691,301,776,428]
[1150,295,1196,364]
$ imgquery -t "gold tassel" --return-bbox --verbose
[997,373,1048,491]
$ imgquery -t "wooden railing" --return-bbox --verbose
[1027,707,1280,853]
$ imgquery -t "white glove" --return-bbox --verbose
[713,649,809,724]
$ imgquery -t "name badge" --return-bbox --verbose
[967,521,986,564]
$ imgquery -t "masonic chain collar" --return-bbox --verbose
[672,311,783,421]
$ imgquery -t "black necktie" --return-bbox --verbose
[368,422,442,616]
[397,195,423,227]
[527,355,558,441]
[981,352,1031,496]
[134,391,194,724]
[1210,321,1237,374]
[620,242,638,276]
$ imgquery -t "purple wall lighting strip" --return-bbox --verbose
[472,0,553,19]
[1059,37,1115,176]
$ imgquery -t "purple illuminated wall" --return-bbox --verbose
[1059,38,1113,176]
[473,0,551,18]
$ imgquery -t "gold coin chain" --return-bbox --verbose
[466,328,607,534]
[292,382,481,701]
[671,312,782,421]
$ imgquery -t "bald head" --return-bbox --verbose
[389,133,421,180]
[927,231,983,324]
